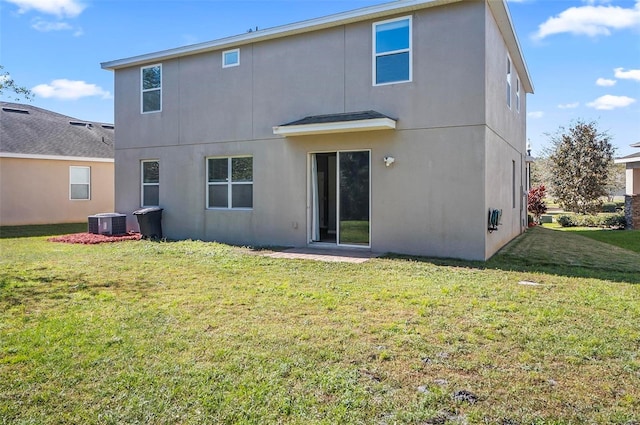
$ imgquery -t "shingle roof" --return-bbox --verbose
[0,102,114,159]
[631,142,640,148]
[280,110,394,127]
[619,152,640,160]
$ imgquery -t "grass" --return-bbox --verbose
[543,224,640,254]
[0,226,639,424]
[0,223,86,239]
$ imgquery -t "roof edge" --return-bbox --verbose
[0,152,114,162]
[101,0,457,70]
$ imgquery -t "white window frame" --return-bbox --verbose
[506,56,512,110]
[69,166,90,200]
[206,156,253,210]
[222,49,240,68]
[141,64,162,114]
[141,160,160,207]
[372,16,412,87]
[516,77,520,113]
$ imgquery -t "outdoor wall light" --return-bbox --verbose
[383,156,395,167]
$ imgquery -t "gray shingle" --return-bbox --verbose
[280,110,394,127]
[0,102,114,158]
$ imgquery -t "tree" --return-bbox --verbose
[527,185,547,223]
[546,120,614,214]
[604,162,625,202]
[0,65,33,101]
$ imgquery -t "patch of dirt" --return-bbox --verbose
[48,232,141,244]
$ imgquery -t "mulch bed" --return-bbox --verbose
[48,232,142,244]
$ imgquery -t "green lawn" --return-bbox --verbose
[542,224,640,254]
[1,227,639,424]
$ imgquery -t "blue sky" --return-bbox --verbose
[1,0,639,156]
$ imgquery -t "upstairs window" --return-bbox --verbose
[373,16,412,86]
[506,57,512,109]
[70,166,90,200]
[207,156,253,209]
[516,77,520,113]
[223,49,240,68]
[141,160,160,206]
[141,64,161,113]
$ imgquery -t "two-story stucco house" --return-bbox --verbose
[102,0,533,260]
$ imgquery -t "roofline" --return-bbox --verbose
[0,152,114,162]
[631,142,640,148]
[615,156,640,165]
[273,117,396,137]
[100,0,533,92]
[488,0,534,94]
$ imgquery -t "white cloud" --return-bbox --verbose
[31,79,112,100]
[31,19,71,31]
[596,77,616,86]
[586,94,636,110]
[614,67,640,81]
[527,111,545,119]
[558,102,580,109]
[4,0,85,18]
[533,1,640,39]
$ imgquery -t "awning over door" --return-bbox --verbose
[273,110,396,137]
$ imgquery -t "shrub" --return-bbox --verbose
[555,213,626,229]
[527,185,547,223]
[601,202,617,213]
[556,215,576,227]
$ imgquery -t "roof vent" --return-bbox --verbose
[2,107,29,114]
[69,121,93,129]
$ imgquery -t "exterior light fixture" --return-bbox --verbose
[383,156,395,167]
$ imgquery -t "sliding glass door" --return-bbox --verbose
[311,150,370,247]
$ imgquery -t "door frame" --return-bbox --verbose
[307,149,371,249]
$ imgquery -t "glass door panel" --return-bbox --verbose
[338,151,370,246]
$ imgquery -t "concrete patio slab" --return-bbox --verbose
[263,247,380,263]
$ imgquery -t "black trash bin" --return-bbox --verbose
[133,207,163,239]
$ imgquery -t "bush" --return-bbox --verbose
[555,213,626,228]
[527,185,547,222]
[601,202,617,213]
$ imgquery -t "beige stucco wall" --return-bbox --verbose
[112,1,527,260]
[0,157,114,226]
[625,163,640,195]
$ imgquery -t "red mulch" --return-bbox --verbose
[48,232,142,244]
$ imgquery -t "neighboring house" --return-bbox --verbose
[0,102,114,226]
[615,142,640,229]
[101,0,533,260]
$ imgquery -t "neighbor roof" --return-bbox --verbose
[0,102,114,160]
[101,0,533,94]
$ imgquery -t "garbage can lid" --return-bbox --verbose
[133,207,163,215]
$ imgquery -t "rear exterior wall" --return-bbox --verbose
[113,2,510,260]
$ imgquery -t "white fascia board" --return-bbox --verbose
[614,156,640,165]
[488,0,534,94]
[101,0,456,70]
[273,117,396,137]
[0,152,114,163]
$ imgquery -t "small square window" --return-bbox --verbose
[223,49,240,68]
[207,156,253,209]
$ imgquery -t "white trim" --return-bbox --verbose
[372,16,412,87]
[222,48,240,68]
[516,77,520,113]
[0,152,113,162]
[506,56,512,110]
[307,150,371,249]
[615,156,640,165]
[273,117,396,137]
[141,159,160,207]
[206,155,253,210]
[141,64,162,114]
[69,165,91,201]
